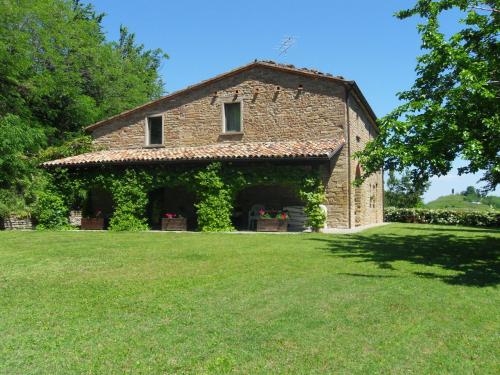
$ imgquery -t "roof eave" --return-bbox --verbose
[42,155,335,169]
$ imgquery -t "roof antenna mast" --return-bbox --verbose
[276,36,296,57]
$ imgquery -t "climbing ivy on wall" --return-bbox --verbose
[194,163,234,232]
[300,178,327,231]
[47,162,327,232]
[107,170,151,231]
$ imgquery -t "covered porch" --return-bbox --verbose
[43,139,344,232]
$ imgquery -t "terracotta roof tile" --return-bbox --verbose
[43,139,345,168]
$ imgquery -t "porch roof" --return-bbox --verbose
[42,139,345,168]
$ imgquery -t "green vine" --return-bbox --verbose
[108,170,151,231]
[32,190,70,230]
[46,162,327,232]
[300,178,327,231]
[194,163,234,232]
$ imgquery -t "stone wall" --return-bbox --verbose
[1,216,34,230]
[348,96,384,227]
[69,210,82,227]
[91,66,346,149]
[321,148,350,229]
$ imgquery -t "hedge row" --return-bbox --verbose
[384,207,500,227]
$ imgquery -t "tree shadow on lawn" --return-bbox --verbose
[311,225,500,287]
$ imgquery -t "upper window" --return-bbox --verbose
[223,102,241,132]
[147,116,163,145]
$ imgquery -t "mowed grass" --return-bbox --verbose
[0,224,499,374]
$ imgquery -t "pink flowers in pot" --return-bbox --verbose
[163,213,177,219]
[258,209,289,220]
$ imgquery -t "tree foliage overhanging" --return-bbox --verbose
[356,0,499,192]
[0,0,168,215]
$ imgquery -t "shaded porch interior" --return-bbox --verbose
[233,184,305,231]
[85,184,308,231]
[146,187,198,230]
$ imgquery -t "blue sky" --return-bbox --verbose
[90,0,497,201]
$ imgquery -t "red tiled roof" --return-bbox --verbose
[42,139,345,168]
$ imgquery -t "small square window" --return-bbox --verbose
[224,102,241,132]
[147,116,163,145]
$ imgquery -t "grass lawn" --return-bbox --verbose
[425,194,499,211]
[1,224,499,374]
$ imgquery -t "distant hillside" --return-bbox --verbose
[425,194,500,211]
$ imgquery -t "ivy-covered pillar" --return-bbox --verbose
[299,177,327,232]
[108,169,151,231]
[194,163,235,232]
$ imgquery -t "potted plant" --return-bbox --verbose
[161,213,187,231]
[256,209,288,232]
[81,209,105,230]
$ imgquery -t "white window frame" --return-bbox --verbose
[221,99,243,133]
[145,114,164,146]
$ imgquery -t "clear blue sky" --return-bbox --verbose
[90,0,497,201]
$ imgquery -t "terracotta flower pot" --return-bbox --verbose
[256,218,288,232]
[81,218,105,230]
[161,217,187,231]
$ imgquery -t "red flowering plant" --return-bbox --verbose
[163,213,183,219]
[258,209,289,220]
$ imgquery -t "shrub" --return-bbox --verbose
[300,178,327,231]
[0,189,30,220]
[108,170,150,231]
[194,163,234,232]
[384,207,500,227]
[32,191,69,229]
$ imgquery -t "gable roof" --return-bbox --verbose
[42,138,345,168]
[85,60,377,132]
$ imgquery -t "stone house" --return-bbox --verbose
[45,61,383,230]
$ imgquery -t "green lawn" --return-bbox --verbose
[1,224,499,374]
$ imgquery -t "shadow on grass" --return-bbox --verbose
[312,225,500,287]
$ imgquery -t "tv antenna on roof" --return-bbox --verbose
[276,36,296,56]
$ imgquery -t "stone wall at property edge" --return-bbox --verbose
[1,216,34,230]
[69,210,82,227]
[91,66,346,149]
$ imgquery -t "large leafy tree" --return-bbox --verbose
[0,0,168,214]
[357,0,499,192]
[384,170,430,208]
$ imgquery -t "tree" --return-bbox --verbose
[0,0,168,215]
[461,185,484,201]
[356,0,499,193]
[385,170,430,208]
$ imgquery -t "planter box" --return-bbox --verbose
[81,218,105,230]
[161,217,187,231]
[256,218,288,232]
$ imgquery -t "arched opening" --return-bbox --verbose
[233,184,305,231]
[146,186,198,230]
[354,164,362,227]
